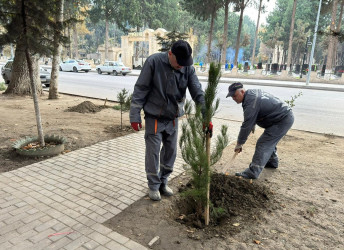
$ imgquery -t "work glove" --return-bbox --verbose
[131,122,142,131]
[251,125,256,134]
[234,143,243,153]
[203,121,213,138]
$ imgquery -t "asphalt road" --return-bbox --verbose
[55,70,344,137]
[1,65,343,137]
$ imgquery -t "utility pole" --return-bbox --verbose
[306,0,322,85]
[300,37,309,79]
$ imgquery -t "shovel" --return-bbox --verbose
[222,151,239,174]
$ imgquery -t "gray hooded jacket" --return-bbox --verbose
[130,52,205,123]
[238,89,291,145]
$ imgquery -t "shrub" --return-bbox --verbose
[114,88,132,129]
[0,82,7,91]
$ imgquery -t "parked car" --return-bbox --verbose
[96,61,131,76]
[39,67,51,86]
[59,59,91,73]
[1,60,51,87]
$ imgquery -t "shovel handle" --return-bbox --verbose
[222,152,239,173]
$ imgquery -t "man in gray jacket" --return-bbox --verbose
[226,82,294,179]
[130,40,205,201]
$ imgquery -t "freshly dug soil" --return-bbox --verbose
[66,100,107,113]
[176,173,275,234]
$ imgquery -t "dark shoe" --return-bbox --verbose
[235,170,257,179]
[159,185,173,196]
[148,189,161,201]
[265,162,278,169]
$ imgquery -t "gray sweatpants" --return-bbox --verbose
[144,117,178,191]
[247,111,294,178]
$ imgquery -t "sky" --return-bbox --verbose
[243,0,277,25]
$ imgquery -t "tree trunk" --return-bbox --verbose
[20,0,45,146]
[105,18,109,61]
[221,0,230,65]
[72,23,78,59]
[4,38,41,95]
[204,133,211,226]
[326,0,338,73]
[67,27,72,58]
[49,0,64,100]
[293,43,300,65]
[234,6,244,67]
[286,0,297,72]
[25,50,45,146]
[251,0,262,66]
[206,10,215,64]
[333,0,344,66]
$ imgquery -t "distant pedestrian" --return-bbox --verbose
[130,40,206,201]
[226,82,294,179]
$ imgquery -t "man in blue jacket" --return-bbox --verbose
[130,40,205,201]
[226,82,294,179]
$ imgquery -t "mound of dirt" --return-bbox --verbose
[66,100,106,113]
[175,173,275,236]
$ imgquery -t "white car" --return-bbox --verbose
[59,59,91,73]
[96,61,131,76]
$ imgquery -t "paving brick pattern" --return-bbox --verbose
[0,118,239,249]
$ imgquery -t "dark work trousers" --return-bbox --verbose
[144,117,178,191]
[248,111,294,178]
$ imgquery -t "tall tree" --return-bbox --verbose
[233,0,252,67]
[292,19,310,64]
[0,0,72,145]
[262,0,325,65]
[62,0,89,59]
[49,0,65,99]
[264,23,284,63]
[333,0,344,65]
[182,0,222,63]
[88,0,144,61]
[251,0,268,65]
[72,22,79,59]
[221,0,231,65]
[286,0,297,72]
[0,0,40,95]
[89,1,114,61]
[20,0,45,145]
[151,0,185,31]
[325,0,338,73]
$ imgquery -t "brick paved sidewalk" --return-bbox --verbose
[0,118,239,250]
